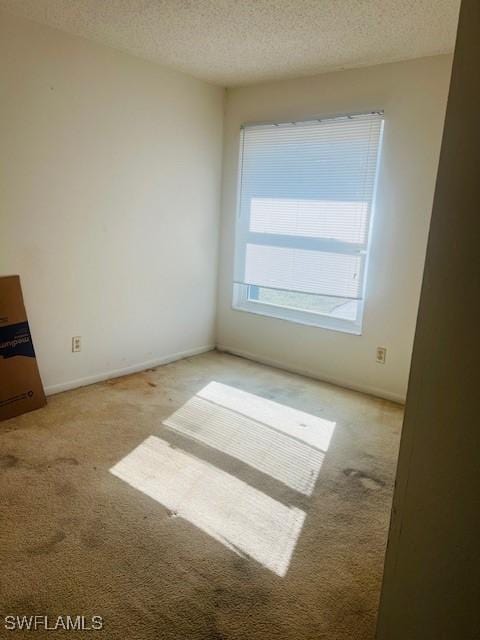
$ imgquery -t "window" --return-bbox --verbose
[232,112,384,334]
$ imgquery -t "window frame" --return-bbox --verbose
[231,111,384,335]
[233,283,367,334]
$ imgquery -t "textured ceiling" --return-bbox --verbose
[0,0,461,86]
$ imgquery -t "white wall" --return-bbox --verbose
[217,56,452,403]
[0,11,224,394]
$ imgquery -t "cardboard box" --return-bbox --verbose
[0,275,46,422]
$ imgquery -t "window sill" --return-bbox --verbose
[232,301,363,335]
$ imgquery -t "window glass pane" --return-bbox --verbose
[248,286,359,321]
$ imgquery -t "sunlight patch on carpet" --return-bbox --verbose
[162,381,335,495]
[111,435,305,577]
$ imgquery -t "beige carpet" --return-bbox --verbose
[0,351,402,639]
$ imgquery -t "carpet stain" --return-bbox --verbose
[80,531,103,549]
[55,480,77,497]
[27,531,66,556]
[78,516,107,549]
[343,468,385,490]
[0,454,18,469]
[0,455,79,473]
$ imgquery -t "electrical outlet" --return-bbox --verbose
[376,346,387,364]
[72,336,82,353]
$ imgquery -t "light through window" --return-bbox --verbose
[233,112,384,333]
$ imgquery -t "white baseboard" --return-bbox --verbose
[45,342,405,405]
[216,344,405,405]
[44,344,215,396]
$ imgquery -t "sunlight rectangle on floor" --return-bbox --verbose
[110,435,306,577]
[163,381,335,495]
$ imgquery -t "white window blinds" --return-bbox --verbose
[233,112,384,332]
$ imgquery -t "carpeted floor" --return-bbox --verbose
[0,351,402,639]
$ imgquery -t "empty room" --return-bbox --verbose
[1,1,478,639]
